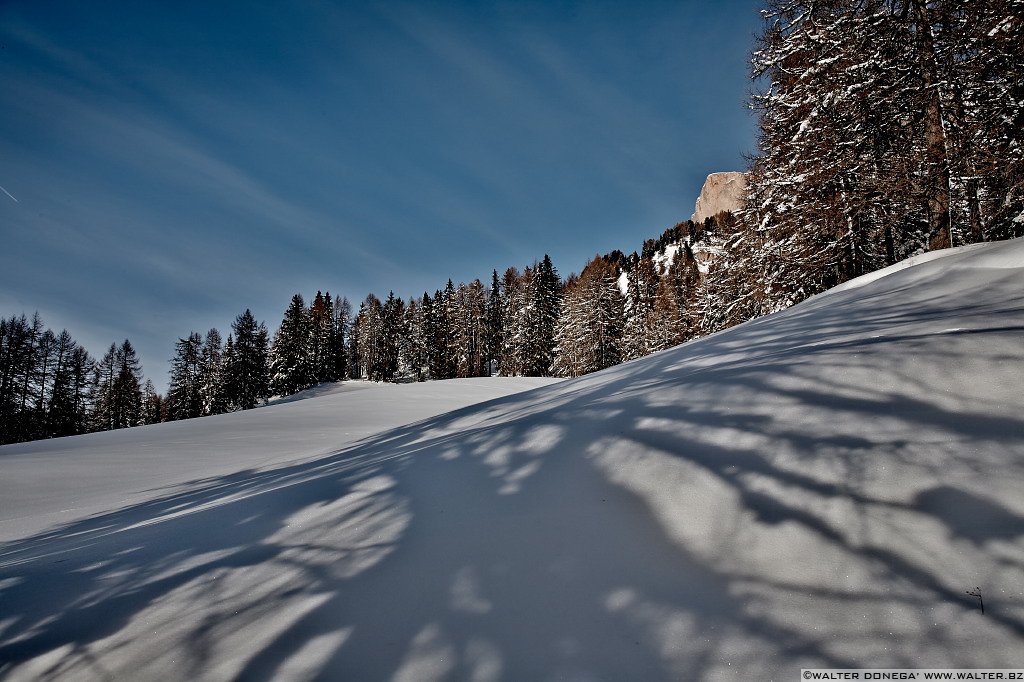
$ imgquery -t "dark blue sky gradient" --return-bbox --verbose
[0,0,762,391]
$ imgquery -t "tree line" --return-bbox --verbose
[215,217,728,396]
[0,309,270,444]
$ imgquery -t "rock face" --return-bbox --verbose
[691,172,747,223]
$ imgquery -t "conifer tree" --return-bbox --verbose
[0,315,29,441]
[401,296,429,381]
[110,339,143,429]
[446,280,487,378]
[421,292,437,379]
[1,314,95,442]
[440,280,459,379]
[428,284,456,380]
[142,380,164,425]
[484,270,503,376]
[518,267,541,375]
[42,330,76,437]
[92,342,119,432]
[526,255,562,376]
[334,296,351,381]
[200,328,225,415]
[499,268,524,376]
[167,332,204,420]
[347,307,362,380]
[357,294,384,381]
[748,0,1024,310]
[270,294,314,396]
[622,256,658,361]
[381,291,404,382]
[223,309,269,410]
[552,258,622,377]
[308,291,335,383]
[552,274,585,377]
[31,329,57,437]
[67,344,93,435]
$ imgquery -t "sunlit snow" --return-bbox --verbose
[2,238,1023,679]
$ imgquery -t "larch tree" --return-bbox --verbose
[552,258,623,377]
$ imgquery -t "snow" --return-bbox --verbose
[652,243,681,273]
[0,379,556,544]
[3,238,1024,679]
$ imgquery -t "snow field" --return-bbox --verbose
[1,238,1023,679]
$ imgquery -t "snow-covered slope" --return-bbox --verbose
[0,379,558,544]
[3,239,1024,680]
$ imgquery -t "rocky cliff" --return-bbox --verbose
[691,172,747,223]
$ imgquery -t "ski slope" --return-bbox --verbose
[2,238,1024,680]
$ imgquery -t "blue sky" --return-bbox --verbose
[0,0,762,391]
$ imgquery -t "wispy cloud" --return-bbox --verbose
[0,0,761,389]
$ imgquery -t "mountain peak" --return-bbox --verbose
[691,171,747,223]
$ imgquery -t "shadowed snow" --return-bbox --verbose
[2,239,1024,680]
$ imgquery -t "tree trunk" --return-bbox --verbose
[912,0,952,250]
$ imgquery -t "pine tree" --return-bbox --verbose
[30,329,57,438]
[622,256,658,361]
[308,291,335,383]
[219,334,236,409]
[428,284,457,380]
[499,268,524,376]
[421,292,437,379]
[400,296,429,381]
[223,309,270,410]
[552,273,586,377]
[270,294,314,396]
[381,291,404,382]
[440,280,459,379]
[167,332,204,420]
[8,313,46,439]
[460,279,488,378]
[92,342,118,432]
[67,345,93,435]
[527,255,562,375]
[110,339,143,429]
[200,328,226,415]
[334,296,351,381]
[357,294,384,381]
[0,315,34,442]
[346,308,362,380]
[0,315,101,442]
[142,380,164,425]
[0,315,97,442]
[484,270,503,376]
[42,330,75,437]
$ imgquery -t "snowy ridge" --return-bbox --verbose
[1,239,1023,679]
[649,239,718,276]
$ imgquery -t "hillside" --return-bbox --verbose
[2,238,1023,680]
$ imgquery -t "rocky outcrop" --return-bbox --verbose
[691,172,747,223]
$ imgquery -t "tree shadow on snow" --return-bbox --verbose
[2,273,1023,679]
